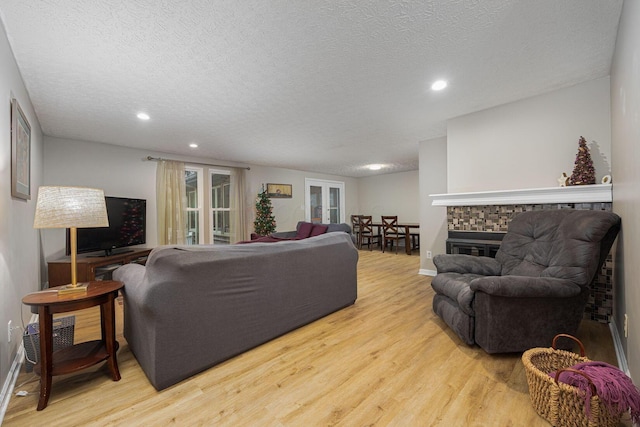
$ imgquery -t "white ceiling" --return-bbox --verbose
[0,1,623,177]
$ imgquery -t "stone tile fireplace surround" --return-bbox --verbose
[431,185,614,323]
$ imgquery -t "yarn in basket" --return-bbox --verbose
[552,361,640,424]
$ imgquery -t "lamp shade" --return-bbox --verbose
[33,186,109,229]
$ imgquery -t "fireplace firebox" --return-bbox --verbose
[446,231,505,258]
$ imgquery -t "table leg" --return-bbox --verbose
[36,306,53,411]
[101,292,121,381]
[405,226,411,255]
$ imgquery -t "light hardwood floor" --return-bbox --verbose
[4,250,628,426]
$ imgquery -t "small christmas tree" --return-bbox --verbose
[254,186,276,236]
[569,136,596,185]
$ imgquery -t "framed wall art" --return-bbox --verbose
[11,98,31,200]
[266,183,292,198]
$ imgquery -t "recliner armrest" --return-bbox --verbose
[433,254,502,276]
[470,275,582,298]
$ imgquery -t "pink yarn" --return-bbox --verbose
[552,361,640,423]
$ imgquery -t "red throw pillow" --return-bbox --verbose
[296,222,314,239]
[310,224,328,237]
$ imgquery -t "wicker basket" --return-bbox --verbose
[522,334,621,427]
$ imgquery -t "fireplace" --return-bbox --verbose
[446,231,505,258]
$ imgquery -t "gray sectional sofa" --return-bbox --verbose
[113,232,358,390]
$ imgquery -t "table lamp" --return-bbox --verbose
[33,186,109,294]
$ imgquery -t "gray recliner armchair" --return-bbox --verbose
[431,209,621,353]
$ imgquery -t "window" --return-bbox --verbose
[210,171,231,244]
[185,168,204,244]
[184,167,232,245]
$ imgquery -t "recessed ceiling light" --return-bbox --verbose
[189,143,198,148]
[431,80,448,91]
[137,112,150,120]
[368,164,383,171]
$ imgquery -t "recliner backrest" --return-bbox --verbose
[495,210,621,286]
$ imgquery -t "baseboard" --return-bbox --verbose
[0,314,36,425]
[609,318,630,376]
[419,269,437,276]
[0,344,25,422]
[609,323,639,427]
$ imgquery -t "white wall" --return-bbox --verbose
[0,20,44,395]
[42,137,360,266]
[447,77,612,193]
[419,137,447,274]
[611,0,640,379]
[245,165,359,233]
[357,170,419,222]
[43,137,162,261]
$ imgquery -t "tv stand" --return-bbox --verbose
[90,248,135,257]
[47,248,152,287]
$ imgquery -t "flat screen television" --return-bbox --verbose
[66,196,147,256]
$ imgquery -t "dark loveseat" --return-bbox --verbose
[271,221,354,242]
[431,209,621,353]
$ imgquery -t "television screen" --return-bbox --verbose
[67,196,146,256]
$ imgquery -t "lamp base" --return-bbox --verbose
[57,283,89,295]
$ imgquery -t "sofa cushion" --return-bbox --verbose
[325,223,351,234]
[296,222,314,238]
[310,224,328,236]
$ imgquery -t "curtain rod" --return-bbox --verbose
[146,156,250,170]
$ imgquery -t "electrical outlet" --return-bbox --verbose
[426,251,432,259]
[624,313,629,338]
[8,320,12,343]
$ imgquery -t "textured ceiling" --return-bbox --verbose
[0,1,623,177]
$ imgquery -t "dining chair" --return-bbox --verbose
[358,216,381,250]
[381,216,405,254]
[409,228,420,253]
[350,214,363,246]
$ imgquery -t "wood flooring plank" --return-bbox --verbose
[3,250,626,426]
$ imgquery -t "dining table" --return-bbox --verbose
[370,221,420,255]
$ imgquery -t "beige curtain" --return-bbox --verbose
[229,167,247,243]
[156,160,187,245]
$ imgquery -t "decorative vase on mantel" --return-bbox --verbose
[569,136,596,186]
[558,172,569,187]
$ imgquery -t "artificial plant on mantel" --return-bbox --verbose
[569,136,596,185]
[254,186,276,236]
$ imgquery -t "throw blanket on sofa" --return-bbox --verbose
[237,235,293,244]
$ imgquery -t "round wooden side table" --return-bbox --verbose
[22,280,123,410]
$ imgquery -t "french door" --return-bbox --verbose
[305,179,345,224]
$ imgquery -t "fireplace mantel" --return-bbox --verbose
[430,184,612,206]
